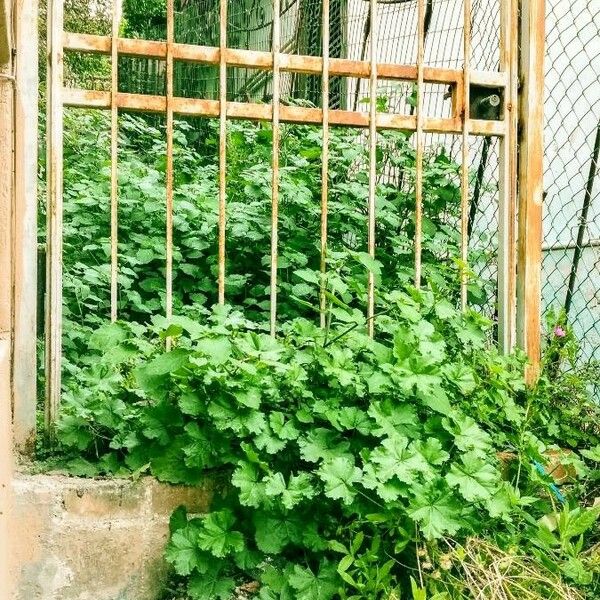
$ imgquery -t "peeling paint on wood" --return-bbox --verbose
[517,0,545,382]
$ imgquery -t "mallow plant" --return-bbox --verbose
[55,284,532,599]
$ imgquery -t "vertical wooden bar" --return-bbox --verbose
[366,0,377,336]
[165,0,174,323]
[498,0,518,352]
[414,0,424,288]
[270,0,281,336]
[109,0,119,321]
[45,0,64,429]
[517,0,545,382]
[319,0,330,328]
[0,0,9,63]
[13,0,39,452]
[0,0,14,591]
[460,0,471,311]
[217,0,227,305]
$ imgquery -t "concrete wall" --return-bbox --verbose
[10,473,216,600]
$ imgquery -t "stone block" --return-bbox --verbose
[10,472,216,600]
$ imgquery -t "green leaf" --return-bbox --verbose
[354,252,382,285]
[178,391,203,416]
[414,375,452,414]
[581,445,600,462]
[270,412,300,440]
[234,387,262,409]
[264,472,315,509]
[134,348,190,399]
[165,525,203,576]
[169,505,188,533]
[294,268,320,285]
[408,481,464,539]
[197,510,245,558]
[443,363,477,395]
[562,557,593,585]
[369,434,429,483]
[368,401,418,438]
[414,438,450,466]
[231,461,267,508]
[328,540,348,554]
[337,407,373,435]
[260,564,295,597]
[195,336,232,365]
[288,563,338,600]
[182,422,215,469]
[150,436,202,485]
[253,511,303,554]
[444,415,491,456]
[88,322,129,351]
[562,506,600,540]
[188,570,236,600]
[254,424,288,454]
[317,456,362,504]
[367,371,392,394]
[445,452,500,502]
[298,428,351,463]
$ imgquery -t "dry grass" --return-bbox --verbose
[439,538,583,600]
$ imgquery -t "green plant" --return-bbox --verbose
[41,98,600,600]
[43,108,494,392]
[428,537,584,600]
[54,285,533,599]
[527,310,600,451]
[532,504,600,586]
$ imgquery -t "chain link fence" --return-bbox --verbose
[60,0,600,366]
[85,0,505,329]
[542,0,600,366]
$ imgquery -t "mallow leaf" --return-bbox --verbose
[288,563,338,600]
[188,570,235,600]
[317,456,362,504]
[445,451,500,502]
[265,472,315,509]
[408,481,464,540]
[165,525,203,576]
[197,510,245,558]
[369,434,428,483]
[232,461,267,508]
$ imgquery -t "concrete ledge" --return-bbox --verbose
[10,473,217,600]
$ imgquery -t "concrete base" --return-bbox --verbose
[10,473,215,600]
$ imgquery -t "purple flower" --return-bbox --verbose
[554,326,566,338]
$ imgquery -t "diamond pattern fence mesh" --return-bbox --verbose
[542,0,600,369]
[58,0,599,372]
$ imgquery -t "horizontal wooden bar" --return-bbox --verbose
[62,88,505,136]
[62,32,506,88]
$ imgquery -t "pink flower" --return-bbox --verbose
[554,326,566,338]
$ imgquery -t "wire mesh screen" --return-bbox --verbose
[542,0,600,365]
[63,0,509,327]
[47,0,522,422]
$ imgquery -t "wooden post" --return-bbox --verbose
[460,0,471,311]
[0,0,14,593]
[12,0,38,453]
[45,0,64,428]
[517,0,545,382]
[109,0,119,321]
[319,0,330,328]
[497,0,518,354]
[0,0,9,63]
[366,0,377,336]
[270,0,281,336]
[217,0,227,305]
[165,0,174,325]
[414,0,424,289]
